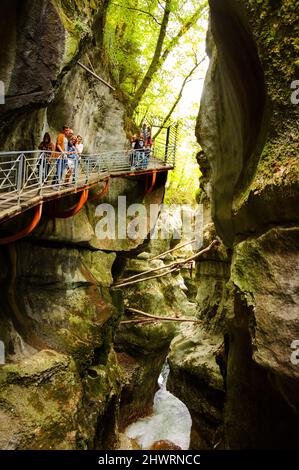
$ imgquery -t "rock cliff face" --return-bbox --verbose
[1,0,298,451]
[168,0,299,449]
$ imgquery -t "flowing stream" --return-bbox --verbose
[125,362,192,450]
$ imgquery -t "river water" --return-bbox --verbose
[125,362,192,450]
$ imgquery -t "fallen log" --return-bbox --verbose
[119,307,201,324]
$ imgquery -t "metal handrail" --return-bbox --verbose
[0,145,176,214]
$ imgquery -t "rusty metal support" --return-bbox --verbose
[0,204,43,245]
[54,189,89,219]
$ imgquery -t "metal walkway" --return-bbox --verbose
[0,145,175,227]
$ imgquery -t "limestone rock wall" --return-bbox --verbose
[0,239,122,449]
[169,0,299,450]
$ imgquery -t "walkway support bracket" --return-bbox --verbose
[54,189,89,219]
[89,178,110,202]
[145,171,157,193]
[0,204,43,245]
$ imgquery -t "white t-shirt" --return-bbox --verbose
[63,136,68,153]
[77,143,84,154]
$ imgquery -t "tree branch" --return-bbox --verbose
[150,238,197,260]
[121,307,202,324]
[113,240,219,288]
[153,56,206,140]
[131,0,172,111]
[115,265,181,288]
[160,5,206,66]
[112,3,162,26]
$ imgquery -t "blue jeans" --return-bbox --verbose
[53,157,66,184]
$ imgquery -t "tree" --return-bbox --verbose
[104,0,207,111]
[130,0,172,111]
[131,1,207,111]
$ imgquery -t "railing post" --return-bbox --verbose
[164,126,170,165]
[74,155,79,187]
[17,154,24,202]
[173,123,179,167]
[58,156,63,187]
[38,152,44,192]
[85,157,89,184]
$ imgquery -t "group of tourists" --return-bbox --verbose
[130,124,153,169]
[37,122,153,186]
[38,126,84,185]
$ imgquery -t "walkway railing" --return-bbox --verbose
[0,145,176,209]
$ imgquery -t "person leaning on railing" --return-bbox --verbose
[53,125,72,185]
[76,135,84,155]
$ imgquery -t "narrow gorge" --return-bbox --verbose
[0,0,298,452]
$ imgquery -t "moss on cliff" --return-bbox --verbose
[53,0,104,66]
[248,0,299,97]
[234,0,299,209]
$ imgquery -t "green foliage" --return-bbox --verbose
[74,18,90,34]
[164,116,201,206]
[104,0,207,96]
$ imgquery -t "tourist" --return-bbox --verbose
[146,126,152,148]
[133,134,144,151]
[38,132,55,182]
[53,125,71,185]
[130,134,136,149]
[38,132,55,152]
[132,134,146,169]
[56,125,70,154]
[73,135,83,182]
[130,134,137,168]
[76,135,84,154]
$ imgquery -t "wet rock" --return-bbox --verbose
[150,440,182,450]
[224,227,299,449]
[168,324,225,450]
[0,0,126,153]
[0,350,82,450]
[114,254,196,430]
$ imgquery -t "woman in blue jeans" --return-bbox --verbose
[66,136,78,183]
